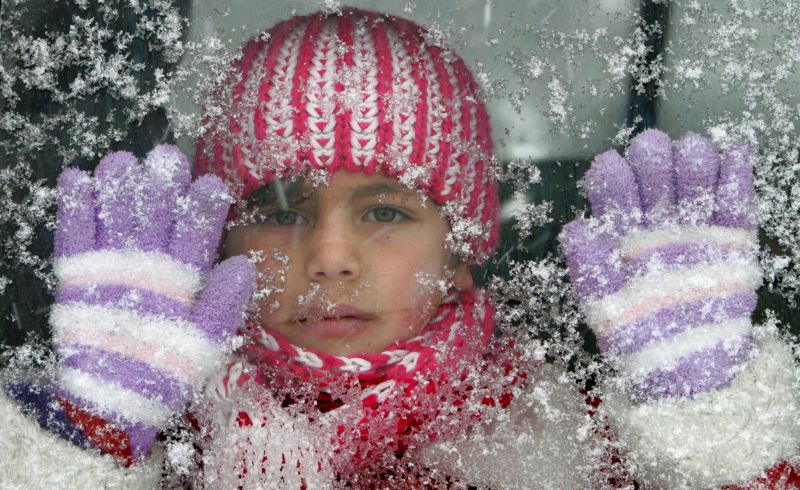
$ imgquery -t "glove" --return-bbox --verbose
[559,129,761,402]
[9,145,255,462]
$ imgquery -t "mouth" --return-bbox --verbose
[293,305,374,338]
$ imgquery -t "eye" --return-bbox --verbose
[263,210,309,226]
[364,206,408,223]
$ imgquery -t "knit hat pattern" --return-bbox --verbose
[195,8,499,263]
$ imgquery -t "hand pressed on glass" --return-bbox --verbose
[9,145,255,461]
[560,129,761,401]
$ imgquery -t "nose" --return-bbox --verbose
[305,218,362,282]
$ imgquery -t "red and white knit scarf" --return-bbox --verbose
[221,288,524,480]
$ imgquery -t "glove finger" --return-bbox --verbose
[139,145,192,252]
[169,174,230,272]
[625,129,676,227]
[583,150,642,233]
[55,169,96,258]
[559,218,626,301]
[191,255,257,342]
[95,152,143,249]
[673,132,720,226]
[713,142,757,230]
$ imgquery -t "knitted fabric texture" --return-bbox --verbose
[35,145,256,461]
[195,8,500,263]
[560,130,761,403]
[212,288,523,481]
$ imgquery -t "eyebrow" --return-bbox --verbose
[246,179,311,210]
[350,182,411,200]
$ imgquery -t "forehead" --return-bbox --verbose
[297,171,422,203]
[324,171,411,196]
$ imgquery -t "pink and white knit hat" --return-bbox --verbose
[195,8,500,263]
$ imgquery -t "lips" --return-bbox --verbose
[294,305,374,338]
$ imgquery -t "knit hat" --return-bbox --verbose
[195,8,499,263]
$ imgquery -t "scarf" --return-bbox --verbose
[200,288,525,486]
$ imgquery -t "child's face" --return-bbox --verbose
[225,170,473,356]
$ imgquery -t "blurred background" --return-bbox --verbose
[2,0,798,350]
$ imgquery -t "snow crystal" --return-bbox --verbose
[2,1,800,487]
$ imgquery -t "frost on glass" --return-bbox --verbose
[1,0,185,163]
[1,0,799,487]
[660,0,800,306]
[0,0,188,314]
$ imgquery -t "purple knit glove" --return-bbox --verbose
[559,129,761,402]
[50,145,256,458]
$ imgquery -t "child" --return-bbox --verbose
[2,7,799,489]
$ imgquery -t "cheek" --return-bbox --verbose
[227,230,296,313]
[373,252,446,340]
[373,241,449,306]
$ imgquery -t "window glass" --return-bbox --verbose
[1,1,799,486]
